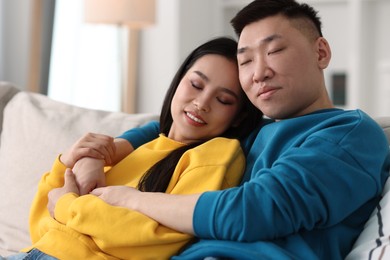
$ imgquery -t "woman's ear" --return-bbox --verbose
[316,37,331,69]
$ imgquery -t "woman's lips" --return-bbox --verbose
[185,112,206,125]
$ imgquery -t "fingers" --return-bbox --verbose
[89,187,103,196]
[63,133,116,167]
[81,133,116,165]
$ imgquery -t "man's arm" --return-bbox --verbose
[91,186,199,235]
[117,121,160,150]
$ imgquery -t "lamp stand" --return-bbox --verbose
[121,27,139,114]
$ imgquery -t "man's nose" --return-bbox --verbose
[252,58,273,83]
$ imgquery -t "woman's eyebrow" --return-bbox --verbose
[218,87,240,100]
[194,70,209,82]
[194,71,239,100]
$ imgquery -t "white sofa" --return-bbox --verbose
[0,82,389,259]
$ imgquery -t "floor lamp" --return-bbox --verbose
[84,0,155,113]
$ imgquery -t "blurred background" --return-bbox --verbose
[0,0,389,117]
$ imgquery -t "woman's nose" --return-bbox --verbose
[193,95,210,112]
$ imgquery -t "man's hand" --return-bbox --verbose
[60,133,116,168]
[90,186,140,209]
[90,186,198,235]
[48,169,80,218]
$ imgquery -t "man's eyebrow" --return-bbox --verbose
[237,34,283,55]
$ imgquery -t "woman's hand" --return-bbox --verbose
[60,133,116,168]
[59,134,134,195]
[72,157,106,195]
[48,169,80,218]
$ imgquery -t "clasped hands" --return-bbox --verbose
[47,133,139,218]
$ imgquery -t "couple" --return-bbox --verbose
[8,0,390,259]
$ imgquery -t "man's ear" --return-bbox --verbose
[316,37,331,69]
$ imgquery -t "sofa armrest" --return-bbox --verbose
[0,82,20,135]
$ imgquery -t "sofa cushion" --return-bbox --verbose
[345,116,390,259]
[375,117,390,144]
[345,174,390,259]
[0,90,158,255]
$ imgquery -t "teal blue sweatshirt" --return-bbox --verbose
[118,109,390,259]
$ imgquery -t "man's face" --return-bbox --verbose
[237,15,331,119]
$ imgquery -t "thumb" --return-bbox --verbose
[64,169,79,194]
[64,168,75,185]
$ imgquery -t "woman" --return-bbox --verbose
[11,37,262,260]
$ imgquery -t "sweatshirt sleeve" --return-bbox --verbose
[53,138,245,259]
[116,121,159,149]
[193,114,390,242]
[29,156,67,243]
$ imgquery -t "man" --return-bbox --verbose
[70,0,390,259]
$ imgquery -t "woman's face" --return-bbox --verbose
[168,54,243,144]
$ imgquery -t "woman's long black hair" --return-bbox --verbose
[138,37,263,192]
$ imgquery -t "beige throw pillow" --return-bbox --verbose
[0,91,157,255]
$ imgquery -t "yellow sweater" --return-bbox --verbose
[27,135,245,259]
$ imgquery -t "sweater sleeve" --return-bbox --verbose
[194,113,390,242]
[53,138,245,259]
[116,121,159,149]
[29,156,67,243]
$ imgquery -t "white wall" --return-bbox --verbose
[137,0,226,114]
[0,0,32,89]
[304,0,390,117]
[373,0,390,116]
[0,1,3,79]
[137,0,180,114]
[1,0,390,117]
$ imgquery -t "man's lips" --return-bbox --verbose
[257,87,280,99]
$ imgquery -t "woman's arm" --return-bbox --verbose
[58,138,243,258]
[55,184,195,259]
[63,121,160,195]
[90,138,245,235]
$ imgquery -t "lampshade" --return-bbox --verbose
[84,0,155,28]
